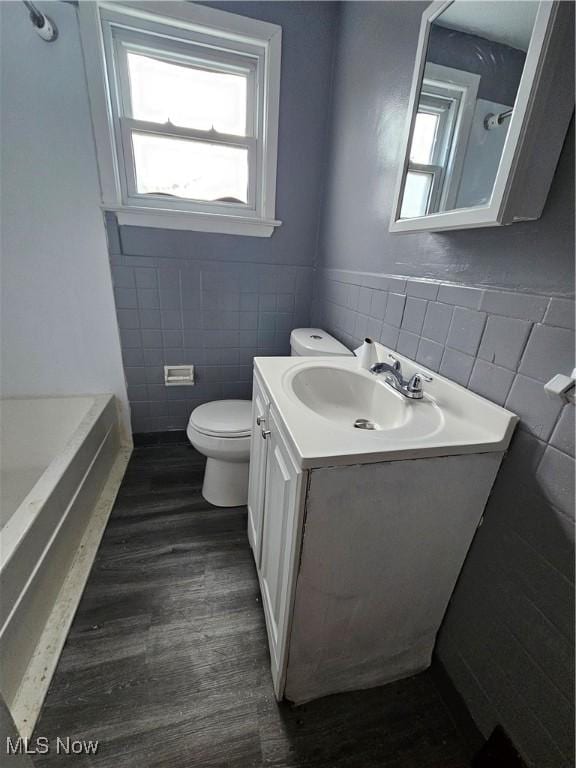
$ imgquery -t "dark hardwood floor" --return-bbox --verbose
[33,443,473,767]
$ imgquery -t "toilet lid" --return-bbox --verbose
[189,400,252,438]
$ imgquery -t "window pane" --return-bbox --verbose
[410,111,439,165]
[127,53,247,136]
[132,133,248,204]
[400,171,433,219]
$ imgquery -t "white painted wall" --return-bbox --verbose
[0,2,130,436]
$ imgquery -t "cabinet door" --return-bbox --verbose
[259,409,303,698]
[247,375,269,565]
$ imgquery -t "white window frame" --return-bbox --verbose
[403,64,479,217]
[79,1,282,237]
[421,64,479,211]
[403,94,452,218]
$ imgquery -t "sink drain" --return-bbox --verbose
[354,418,380,430]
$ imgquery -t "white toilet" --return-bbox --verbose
[187,328,352,507]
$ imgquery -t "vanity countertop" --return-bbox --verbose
[254,343,518,469]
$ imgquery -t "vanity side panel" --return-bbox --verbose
[284,451,503,704]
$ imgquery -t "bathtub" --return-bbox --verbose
[0,395,131,736]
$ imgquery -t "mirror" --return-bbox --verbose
[399,1,539,220]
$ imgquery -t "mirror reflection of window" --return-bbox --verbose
[401,85,464,218]
[411,111,439,165]
[399,1,539,219]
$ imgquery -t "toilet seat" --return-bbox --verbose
[186,424,251,462]
[188,400,251,438]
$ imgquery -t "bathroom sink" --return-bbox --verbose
[256,349,518,469]
[289,365,411,431]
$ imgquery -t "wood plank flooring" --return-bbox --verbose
[33,443,473,767]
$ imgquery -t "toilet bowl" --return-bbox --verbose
[188,329,352,507]
[186,400,252,507]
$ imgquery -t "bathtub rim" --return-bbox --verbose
[1,394,118,568]
[0,393,132,737]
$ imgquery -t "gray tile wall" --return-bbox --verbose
[109,215,312,433]
[313,267,574,411]
[313,266,575,766]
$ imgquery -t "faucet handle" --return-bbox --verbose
[407,374,423,394]
[387,354,402,373]
[407,371,433,394]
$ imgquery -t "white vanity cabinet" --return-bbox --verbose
[247,373,270,563]
[258,407,306,697]
[248,353,517,705]
[248,373,306,697]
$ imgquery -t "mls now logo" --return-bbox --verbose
[6,738,50,756]
[6,736,99,755]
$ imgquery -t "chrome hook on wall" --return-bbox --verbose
[22,1,58,41]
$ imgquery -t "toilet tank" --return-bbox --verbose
[290,328,353,357]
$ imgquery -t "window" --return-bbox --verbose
[401,92,458,218]
[79,2,282,236]
[400,64,479,219]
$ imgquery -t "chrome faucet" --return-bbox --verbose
[369,356,430,400]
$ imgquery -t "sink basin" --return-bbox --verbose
[258,350,517,469]
[288,366,411,431]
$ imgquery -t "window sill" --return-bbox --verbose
[105,205,282,237]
